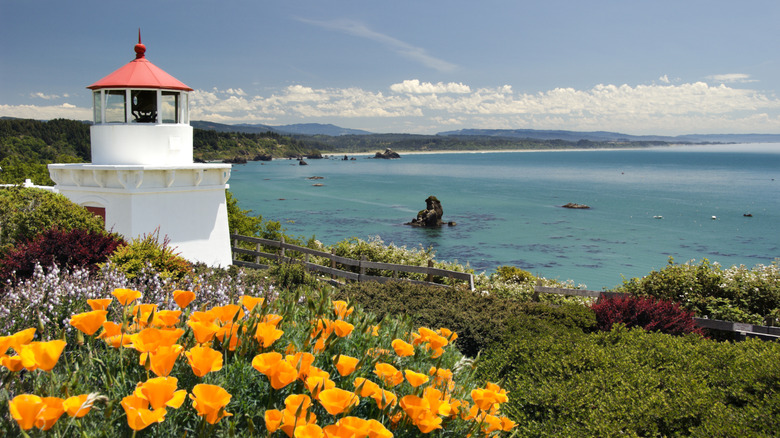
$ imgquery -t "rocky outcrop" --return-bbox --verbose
[407,196,456,227]
[253,153,273,161]
[374,148,401,159]
[562,202,590,209]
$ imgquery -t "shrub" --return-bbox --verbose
[495,265,536,283]
[476,325,780,437]
[106,229,192,283]
[332,280,595,357]
[591,295,705,336]
[270,261,318,290]
[616,258,780,325]
[0,187,105,254]
[0,228,124,285]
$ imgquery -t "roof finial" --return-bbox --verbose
[134,28,146,59]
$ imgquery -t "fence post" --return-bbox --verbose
[255,242,261,265]
[232,237,238,263]
[427,260,434,283]
[360,255,367,283]
[279,236,285,263]
[331,249,336,280]
[469,274,475,291]
[304,253,310,270]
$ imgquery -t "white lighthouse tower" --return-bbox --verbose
[49,34,233,266]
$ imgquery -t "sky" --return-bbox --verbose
[2,0,780,135]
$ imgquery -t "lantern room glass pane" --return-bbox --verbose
[161,91,179,123]
[131,90,158,123]
[93,91,102,123]
[105,90,126,123]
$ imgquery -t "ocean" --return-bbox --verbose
[227,143,780,290]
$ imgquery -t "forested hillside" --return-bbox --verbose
[0,118,322,184]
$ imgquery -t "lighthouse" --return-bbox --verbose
[49,34,233,266]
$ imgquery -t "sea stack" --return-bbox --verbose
[407,195,455,227]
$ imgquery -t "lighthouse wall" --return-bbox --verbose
[48,163,233,267]
[90,124,193,165]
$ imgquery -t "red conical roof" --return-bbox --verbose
[87,34,193,91]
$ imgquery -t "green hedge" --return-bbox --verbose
[330,280,595,357]
[477,325,780,437]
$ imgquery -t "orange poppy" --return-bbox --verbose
[366,419,393,438]
[240,295,264,312]
[305,373,335,400]
[112,288,142,306]
[391,339,415,357]
[190,384,232,424]
[372,388,397,410]
[98,321,130,349]
[323,416,370,437]
[158,328,185,347]
[136,376,187,411]
[374,362,404,387]
[63,394,92,418]
[187,320,219,344]
[334,354,359,377]
[215,324,242,351]
[1,354,23,372]
[209,304,244,325]
[70,310,108,336]
[404,369,430,388]
[121,394,167,431]
[423,387,452,417]
[264,408,283,433]
[148,344,184,377]
[185,345,223,377]
[414,411,443,433]
[255,321,284,348]
[87,298,113,311]
[353,377,381,398]
[152,310,182,328]
[317,387,359,415]
[295,424,324,438]
[127,328,162,354]
[2,327,36,354]
[332,300,353,319]
[189,310,218,324]
[35,396,65,431]
[332,320,354,338]
[263,313,284,326]
[9,394,44,430]
[19,340,67,372]
[173,290,196,308]
[286,352,316,380]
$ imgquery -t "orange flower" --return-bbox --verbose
[332,320,354,338]
[372,388,398,410]
[70,309,108,335]
[173,290,196,308]
[391,339,415,357]
[471,382,508,411]
[19,340,66,372]
[148,344,184,377]
[354,377,381,398]
[215,323,242,351]
[366,419,393,438]
[87,298,112,311]
[423,387,452,417]
[263,313,284,326]
[305,371,335,399]
[190,384,232,424]
[112,288,142,306]
[323,417,371,437]
[185,345,223,377]
[1,354,23,372]
[252,352,298,390]
[374,362,404,387]
[63,394,93,418]
[317,387,359,415]
[9,394,44,430]
[152,310,182,328]
[189,310,218,324]
[295,424,324,438]
[332,300,353,319]
[121,394,167,431]
[334,354,359,377]
[1,327,36,354]
[187,320,219,344]
[404,369,430,388]
[127,328,162,354]
[287,352,316,379]
[264,409,283,433]
[98,321,130,348]
[35,396,65,431]
[136,376,187,411]
[209,304,245,325]
[255,321,284,348]
[241,295,264,312]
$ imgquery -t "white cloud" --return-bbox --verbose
[390,80,471,94]
[30,92,70,100]
[4,80,780,135]
[296,18,457,73]
[706,73,756,84]
[658,75,670,84]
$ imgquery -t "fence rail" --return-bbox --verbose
[231,234,475,291]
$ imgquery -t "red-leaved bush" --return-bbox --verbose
[0,228,125,284]
[591,295,705,336]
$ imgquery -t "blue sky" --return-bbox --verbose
[2,0,779,135]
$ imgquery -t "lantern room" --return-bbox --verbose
[86,33,194,166]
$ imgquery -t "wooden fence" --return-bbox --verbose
[231,234,776,341]
[230,234,475,291]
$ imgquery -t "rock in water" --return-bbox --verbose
[374,148,401,159]
[562,202,590,209]
[408,195,450,227]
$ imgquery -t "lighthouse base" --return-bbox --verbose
[48,163,233,267]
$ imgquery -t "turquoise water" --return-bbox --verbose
[228,144,780,290]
